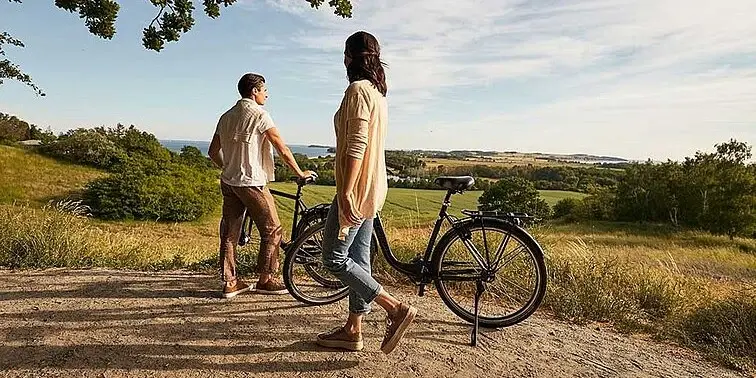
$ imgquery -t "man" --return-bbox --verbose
[208,73,315,298]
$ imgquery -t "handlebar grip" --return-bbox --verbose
[292,174,318,186]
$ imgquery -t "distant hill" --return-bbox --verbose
[399,149,629,165]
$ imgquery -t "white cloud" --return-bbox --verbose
[255,0,756,159]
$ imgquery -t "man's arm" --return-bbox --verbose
[208,133,224,169]
[263,127,311,179]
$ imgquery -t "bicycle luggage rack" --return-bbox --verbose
[461,209,537,227]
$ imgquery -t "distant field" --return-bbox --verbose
[267,182,587,227]
[0,145,105,205]
[422,156,590,169]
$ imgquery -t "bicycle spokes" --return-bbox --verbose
[438,226,540,322]
[286,226,347,300]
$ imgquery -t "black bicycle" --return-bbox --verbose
[283,176,548,346]
[238,175,329,253]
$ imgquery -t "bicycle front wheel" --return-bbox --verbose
[283,221,349,306]
[432,217,547,328]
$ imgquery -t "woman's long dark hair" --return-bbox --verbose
[345,31,388,96]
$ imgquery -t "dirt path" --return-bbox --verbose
[0,269,744,378]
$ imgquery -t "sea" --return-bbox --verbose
[160,140,334,158]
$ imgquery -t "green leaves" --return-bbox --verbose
[3,0,354,93]
[306,0,353,17]
[142,0,196,51]
[478,176,552,220]
[139,0,352,52]
[0,31,44,96]
[54,0,120,39]
[613,140,756,237]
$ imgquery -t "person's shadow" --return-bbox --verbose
[0,343,359,372]
[0,270,360,373]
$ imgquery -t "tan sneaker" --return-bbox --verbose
[222,280,251,298]
[380,303,417,354]
[255,279,288,295]
[316,327,364,351]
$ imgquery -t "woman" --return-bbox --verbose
[315,31,418,354]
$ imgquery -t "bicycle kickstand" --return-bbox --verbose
[471,280,485,347]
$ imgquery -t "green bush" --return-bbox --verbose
[177,145,214,169]
[39,128,126,168]
[478,176,551,220]
[83,162,220,222]
[38,124,222,222]
[553,198,580,219]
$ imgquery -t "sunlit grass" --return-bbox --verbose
[0,145,105,205]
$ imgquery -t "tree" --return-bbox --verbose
[689,139,756,238]
[478,177,551,220]
[2,0,354,94]
[552,198,580,219]
[0,112,31,142]
[1,30,44,96]
[177,145,213,169]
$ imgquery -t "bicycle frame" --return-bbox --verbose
[372,189,465,284]
[268,185,307,240]
[239,178,320,246]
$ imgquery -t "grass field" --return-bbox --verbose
[1,145,754,371]
[0,145,105,205]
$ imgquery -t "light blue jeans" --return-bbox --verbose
[321,197,382,314]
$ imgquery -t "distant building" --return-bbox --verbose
[18,139,42,146]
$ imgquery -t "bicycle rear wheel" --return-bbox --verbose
[432,217,547,328]
[283,221,350,305]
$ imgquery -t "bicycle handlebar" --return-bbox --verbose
[290,173,319,187]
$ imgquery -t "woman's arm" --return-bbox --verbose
[339,116,369,224]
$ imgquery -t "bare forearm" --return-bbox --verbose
[278,146,304,177]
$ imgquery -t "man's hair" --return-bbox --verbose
[238,73,266,98]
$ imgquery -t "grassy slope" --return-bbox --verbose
[0,145,105,205]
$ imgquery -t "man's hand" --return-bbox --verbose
[300,170,318,180]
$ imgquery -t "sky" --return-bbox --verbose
[1,0,755,162]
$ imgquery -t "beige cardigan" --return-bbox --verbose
[333,80,389,239]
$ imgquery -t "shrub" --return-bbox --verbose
[83,162,220,222]
[553,198,580,219]
[39,128,126,168]
[478,176,551,220]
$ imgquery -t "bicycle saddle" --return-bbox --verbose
[434,176,475,192]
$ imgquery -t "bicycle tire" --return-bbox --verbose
[283,221,350,306]
[432,217,547,328]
